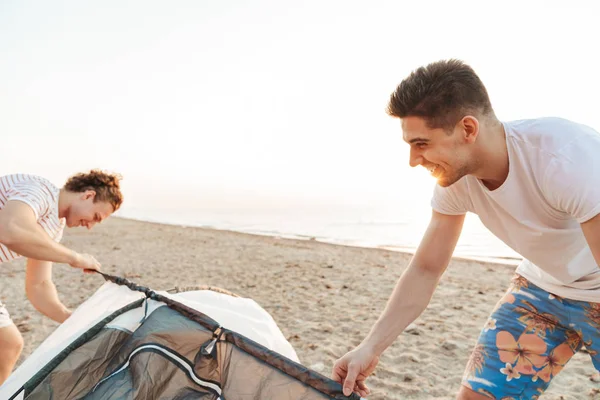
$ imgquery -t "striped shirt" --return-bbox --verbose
[0,174,66,263]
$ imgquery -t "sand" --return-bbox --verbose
[1,217,599,399]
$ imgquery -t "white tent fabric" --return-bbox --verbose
[0,281,299,398]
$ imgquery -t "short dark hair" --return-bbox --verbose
[387,59,494,130]
[64,169,123,211]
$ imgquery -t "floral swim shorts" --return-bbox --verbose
[462,274,600,399]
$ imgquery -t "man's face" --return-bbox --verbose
[65,191,114,229]
[401,116,474,187]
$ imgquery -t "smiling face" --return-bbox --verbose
[402,116,479,187]
[64,190,114,229]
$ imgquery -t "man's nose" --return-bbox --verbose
[409,148,423,168]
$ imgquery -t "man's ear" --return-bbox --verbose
[83,190,96,201]
[461,116,479,144]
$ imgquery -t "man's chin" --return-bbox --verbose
[436,175,458,187]
[437,169,467,187]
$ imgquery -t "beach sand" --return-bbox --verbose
[1,217,599,399]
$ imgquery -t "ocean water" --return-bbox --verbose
[118,203,522,266]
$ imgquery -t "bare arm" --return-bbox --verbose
[581,213,600,267]
[332,210,466,396]
[362,210,465,355]
[0,201,76,263]
[0,201,100,271]
[25,259,71,323]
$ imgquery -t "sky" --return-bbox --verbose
[2,0,599,215]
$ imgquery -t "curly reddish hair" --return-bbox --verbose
[63,170,123,211]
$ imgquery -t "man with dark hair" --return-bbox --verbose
[0,170,123,385]
[332,59,600,399]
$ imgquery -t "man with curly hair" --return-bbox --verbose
[0,170,123,384]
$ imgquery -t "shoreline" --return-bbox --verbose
[116,215,522,268]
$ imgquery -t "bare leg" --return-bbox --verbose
[457,384,497,400]
[0,324,24,385]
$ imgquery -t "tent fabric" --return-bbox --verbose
[1,273,360,400]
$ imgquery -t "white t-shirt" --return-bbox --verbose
[431,117,600,302]
[0,174,66,263]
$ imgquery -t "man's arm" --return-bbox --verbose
[361,210,465,354]
[332,210,465,396]
[25,259,71,323]
[0,200,78,264]
[581,213,600,266]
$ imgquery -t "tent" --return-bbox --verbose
[0,273,360,399]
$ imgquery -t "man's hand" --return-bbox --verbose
[69,252,101,273]
[332,345,379,397]
[60,308,73,323]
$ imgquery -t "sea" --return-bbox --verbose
[119,200,522,266]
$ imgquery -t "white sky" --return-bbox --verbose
[2,0,599,213]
